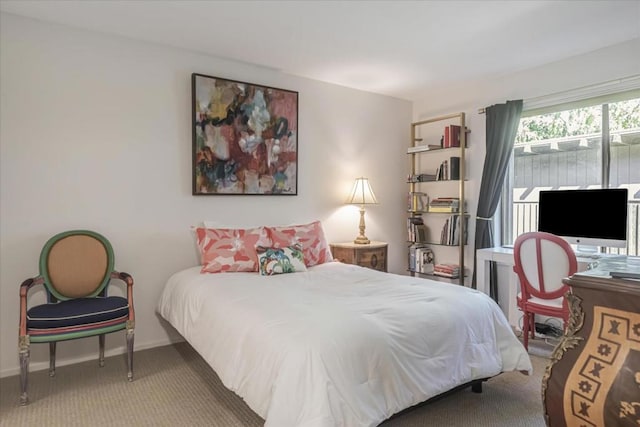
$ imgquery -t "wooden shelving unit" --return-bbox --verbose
[407,112,468,285]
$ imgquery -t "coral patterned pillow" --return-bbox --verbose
[256,245,307,276]
[266,220,332,267]
[195,227,270,273]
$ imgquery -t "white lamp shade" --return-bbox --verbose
[346,177,378,205]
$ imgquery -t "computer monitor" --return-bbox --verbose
[537,188,628,251]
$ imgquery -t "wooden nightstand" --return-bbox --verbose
[330,241,388,272]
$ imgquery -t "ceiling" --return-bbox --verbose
[1,0,639,101]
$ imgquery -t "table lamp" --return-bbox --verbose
[346,177,378,244]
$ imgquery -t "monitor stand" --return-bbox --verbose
[574,244,601,259]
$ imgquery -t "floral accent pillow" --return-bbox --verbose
[256,245,307,276]
[266,220,332,267]
[195,227,270,273]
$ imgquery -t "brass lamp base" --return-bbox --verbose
[353,235,371,245]
[354,206,371,244]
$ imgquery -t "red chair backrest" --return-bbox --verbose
[513,231,578,302]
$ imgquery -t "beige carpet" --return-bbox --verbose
[0,340,553,426]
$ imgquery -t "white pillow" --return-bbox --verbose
[256,244,308,276]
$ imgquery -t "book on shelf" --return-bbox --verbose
[440,218,449,244]
[433,273,459,279]
[429,206,459,213]
[438,214,468,245]
[407,217,429,243]
[415,224,429,243]
[408,245,417,272]
[432,157,461,181]
[434,164,441,181]
[415,247,435,274]
[408,173,437,183]
[435,160,449,181]
[407,192,429,212]
[429,197,460,211]
[434,263,458,270]
[407,144,441,153]
[433,263,460,278]
[451,215,468,246]
[408,243,430,272]
[443,125,462,148]
[430,197,460,203]
[433,272,460,278]
[428,198,466,214]
[434,263,460,273]
[449,156,460,180]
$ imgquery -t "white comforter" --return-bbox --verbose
[157,262,532,427]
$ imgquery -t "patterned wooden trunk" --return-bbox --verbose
[542,267,640,427]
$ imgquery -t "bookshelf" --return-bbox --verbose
[407,112,468,285]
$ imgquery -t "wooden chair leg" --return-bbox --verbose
[126,328,134,381]
[522,312,530,351]
[530,313,536,339]
[49,342,56,377]
[19,337,30,406]
[99,334,105,367]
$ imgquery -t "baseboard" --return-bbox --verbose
[0,337,184,379]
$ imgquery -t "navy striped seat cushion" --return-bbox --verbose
[27,296,129,329]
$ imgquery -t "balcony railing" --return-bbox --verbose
[512,200,640,256]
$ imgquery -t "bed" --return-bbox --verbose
[157,261,532,427]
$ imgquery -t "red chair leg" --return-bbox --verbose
[530,313,536,339]
[522,311,530,350]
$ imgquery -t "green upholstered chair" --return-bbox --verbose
[18,230,135,405]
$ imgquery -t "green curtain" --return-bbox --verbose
[472,100,523,301]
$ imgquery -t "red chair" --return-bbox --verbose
[512,231,578,350]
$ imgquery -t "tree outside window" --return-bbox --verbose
[502,98,640,254]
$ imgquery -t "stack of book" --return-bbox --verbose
[434,157,460,181]
[408,244,434,274]
[429,197,461,213]
[407,173,437,183]
[435,160,448,181]
[443,125,463,148]
[433,263,460,278]
[407,216,429,243]
[407,144,441,153]
[415,246,435,274]
[439,214,468,245]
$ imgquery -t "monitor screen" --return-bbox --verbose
[537,188,628,249]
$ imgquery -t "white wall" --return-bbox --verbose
[3,12,637,380]
[0,13,411,377]
[413,37,640,317]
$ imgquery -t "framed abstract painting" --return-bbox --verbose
[192,73,299,195]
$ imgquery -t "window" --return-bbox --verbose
[500,95,640,255]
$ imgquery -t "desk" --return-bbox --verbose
[475,247,600,327]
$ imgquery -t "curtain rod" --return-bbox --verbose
[477,74,640,116]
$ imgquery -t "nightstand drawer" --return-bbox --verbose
[356,247,386,272]
[330,242,388,272]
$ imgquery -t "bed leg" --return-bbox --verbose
[471,381,483,393]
